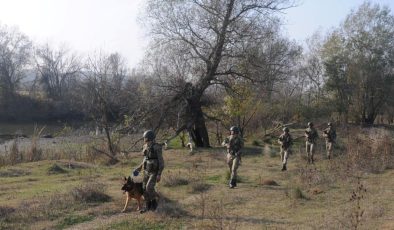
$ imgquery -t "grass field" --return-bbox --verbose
[0,129,393,230]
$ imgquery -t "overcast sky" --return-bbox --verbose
[0,0,393,69]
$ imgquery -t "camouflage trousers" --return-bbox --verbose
[306,142,315,162]
[280,147,291,165]
[143,170,157,201]
[227,154,240,181]
[326,141,334,158]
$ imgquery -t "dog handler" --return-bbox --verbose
[134,130,164,213]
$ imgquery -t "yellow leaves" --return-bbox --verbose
[222,83,260,118]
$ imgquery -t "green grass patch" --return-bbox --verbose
[55,214,94,229]
[206,174,222,183]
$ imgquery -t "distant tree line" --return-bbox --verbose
[0,1,393,147]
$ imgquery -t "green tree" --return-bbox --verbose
[322,2,394,125]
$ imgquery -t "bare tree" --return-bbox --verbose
[143,0,295,147]
[34,43,81,100]
[80,52,129,162]
[0,24,32,100]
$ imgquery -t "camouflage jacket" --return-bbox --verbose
[222,135,244,156]
[323,127,336,142]
[140,142,164,175]
[305,127,318,143]
[278,133,293,149]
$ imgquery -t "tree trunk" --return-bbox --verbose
[189,99,210,148]
[362,113,376,126]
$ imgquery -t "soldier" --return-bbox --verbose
[322,122,336,159]
[133,130,164,213]
[304,122,318,164]
[222,126,244,188]
[278,127,293,171]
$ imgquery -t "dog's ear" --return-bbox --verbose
[124,177,127,181]
[127,176,132,182]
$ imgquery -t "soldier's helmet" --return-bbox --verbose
[283,127,289,132]
[230,126,240,134]
[143,130,155,141]
[307,122,314,127]
[328,122,332,126]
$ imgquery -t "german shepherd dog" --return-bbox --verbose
[121,176,144,212]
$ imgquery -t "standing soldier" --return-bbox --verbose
[323,122,336,159]
[304,122,318,164]
[278,127,293,171]
[134,130,164,213]
[222,126,244,188]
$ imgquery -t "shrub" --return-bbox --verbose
[162,171,189,187]
[71,182,111,203]
[252,140,261,146]
[286,187,307,200]
[47,164,67,175]
[189,182,211,193]
[0,206,15,219]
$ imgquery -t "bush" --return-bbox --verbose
[47,164,68,174]
[71,182,111,203]
[0,206,15,219]
[162,171,189,187]
[252,140,261,146]
[287,187,307,200]
[189,182,211,193]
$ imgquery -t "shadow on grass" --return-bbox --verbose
[158,195,189,218]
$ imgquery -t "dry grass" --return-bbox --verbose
[0,126,393,229]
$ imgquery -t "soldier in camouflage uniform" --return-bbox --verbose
[134,130,164,213]
[304,122,318,164]
[222,126,244,188]
[322,122,336,159]
[278,127,293,171]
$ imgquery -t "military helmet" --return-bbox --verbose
[307,122,314,127]
[328,122,332,126]
[143,130,155,141]
[230,126,240,134]
[283,127,289,132]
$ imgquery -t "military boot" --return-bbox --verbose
[140,200,151,214]
[151,199,158,211]
[281,164,287,171]
[229,179,236,188]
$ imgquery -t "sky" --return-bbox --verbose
[0,0,393,69]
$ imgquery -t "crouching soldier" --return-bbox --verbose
[222,126,244,188]
[278,127,293,171]
[323,122,336,159]
[134,130,164,213]
[305,122,318,164]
